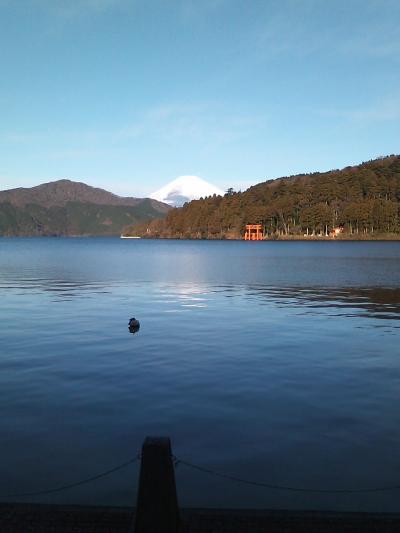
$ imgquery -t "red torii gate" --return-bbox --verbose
[244,224,263,240]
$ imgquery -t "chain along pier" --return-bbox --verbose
[2,436,400,532]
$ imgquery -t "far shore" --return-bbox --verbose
[264,233,400,241]
[1,233,400,241]
[121,233,400,241]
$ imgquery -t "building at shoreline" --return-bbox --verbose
[244,224,263,240]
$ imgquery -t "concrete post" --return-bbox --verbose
[134,437,181,533]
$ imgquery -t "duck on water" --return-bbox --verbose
[128,317,140,333]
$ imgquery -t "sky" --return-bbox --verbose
[0,0,399,197]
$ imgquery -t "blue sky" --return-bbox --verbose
[0,0,399,197]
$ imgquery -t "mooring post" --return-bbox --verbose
[133,436,181,533]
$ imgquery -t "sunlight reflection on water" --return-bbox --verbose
[0,239,399,511]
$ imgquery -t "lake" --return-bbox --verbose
[0,238,399,512]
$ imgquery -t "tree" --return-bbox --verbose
[129,155,400,239]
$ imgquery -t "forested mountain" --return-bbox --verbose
[0,180,170,236]
[126,155,400,239]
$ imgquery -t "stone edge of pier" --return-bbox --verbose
[2,503,400,532]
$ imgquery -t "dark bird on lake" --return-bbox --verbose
[129,317,140,328]
[128,317,140,334]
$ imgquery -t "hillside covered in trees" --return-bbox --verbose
[0,180,170,236]
[126,156,400,239]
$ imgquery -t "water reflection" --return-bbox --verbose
[1,271,399,324]
[242,286,400,322]
[0,275,112,299]
[1,240,400,511]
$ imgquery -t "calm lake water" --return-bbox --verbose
[0,238,400,512]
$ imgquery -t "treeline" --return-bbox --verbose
[0,200,166,236]
[126,155,400,239]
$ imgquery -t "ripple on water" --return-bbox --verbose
[0,239,399,510]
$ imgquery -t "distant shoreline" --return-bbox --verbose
[263,234,400,241]
[121,233,400,241]
[2,233,400,241]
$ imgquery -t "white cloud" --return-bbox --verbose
[320,97,400,123]
[0,132,43,144]
[48,148,103,160]
[179,0,227,22]
[32,0,125,18]
[121,102,268,147]
[250,0,400,60]
[0,101,267,166]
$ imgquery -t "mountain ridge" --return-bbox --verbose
[0,179,169,212]
[0,179,170,236]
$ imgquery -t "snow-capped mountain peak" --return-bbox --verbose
[150,175,224,207]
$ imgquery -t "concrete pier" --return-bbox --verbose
[133,436,181,533]
[2,503,400,532]
[2,436,400,531]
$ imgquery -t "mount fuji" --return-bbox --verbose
[150,175,224,207]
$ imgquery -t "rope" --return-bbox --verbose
[174,457,400,494]
[2,455,140,498]
[5,452,400,499]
